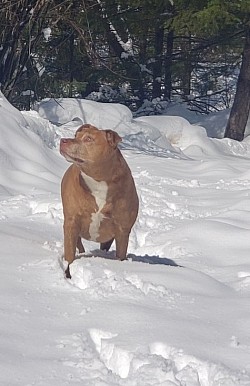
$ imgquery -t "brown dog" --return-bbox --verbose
[60,124,139,278]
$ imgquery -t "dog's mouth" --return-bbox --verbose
[61,151,85,164]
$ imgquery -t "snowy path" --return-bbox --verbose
[1,152,250,385]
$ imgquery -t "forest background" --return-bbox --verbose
[0,0,249,140]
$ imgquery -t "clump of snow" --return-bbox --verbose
[42,26,52,41]
[1,91,250,385]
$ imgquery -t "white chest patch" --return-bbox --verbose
[81,172,108,241]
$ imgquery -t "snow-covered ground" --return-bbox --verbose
[1,94,250,385]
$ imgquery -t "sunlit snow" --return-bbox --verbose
[1,92,250,385]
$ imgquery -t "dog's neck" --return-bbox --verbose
[79,149,123,182]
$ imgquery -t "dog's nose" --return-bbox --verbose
[60,138,68,144]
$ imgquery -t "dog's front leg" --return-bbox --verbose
[63,218,79,278]
[115,231,130,261]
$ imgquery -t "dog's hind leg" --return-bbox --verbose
[115,231,129,261]
[100,238,114,251]
[77,237,85,253]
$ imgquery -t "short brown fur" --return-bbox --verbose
[60,124,139,278]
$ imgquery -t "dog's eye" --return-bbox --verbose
[84,136,93,142]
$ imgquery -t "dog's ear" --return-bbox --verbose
[105,130,122,148]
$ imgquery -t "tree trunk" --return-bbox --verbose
[152,25,164,99]
[69,32,75,98]
[224,28,250,141]
[181,34,192,97]
[164,29,174,100]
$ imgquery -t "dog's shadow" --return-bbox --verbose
[81,249,180,267]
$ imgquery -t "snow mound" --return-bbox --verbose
[0,92,64,195]
[135,115,228,157]
[36,97,133,127]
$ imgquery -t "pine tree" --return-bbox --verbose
[173,0,250,139]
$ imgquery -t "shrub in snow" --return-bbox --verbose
[134,99,171,117]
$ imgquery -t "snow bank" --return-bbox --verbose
[36,97,250,160]
[0,92,63,195]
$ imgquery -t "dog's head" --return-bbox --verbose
[60,124,122,166]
